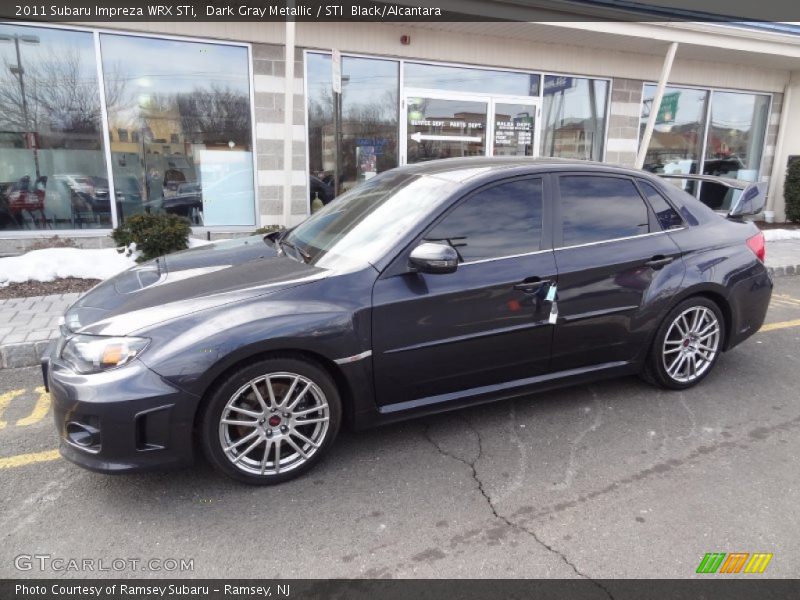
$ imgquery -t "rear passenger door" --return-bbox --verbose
[551,173,685,371]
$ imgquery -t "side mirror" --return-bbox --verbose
[728,181,767,218]
[409,242,458,275]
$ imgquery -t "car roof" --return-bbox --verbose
[399,157,652,184]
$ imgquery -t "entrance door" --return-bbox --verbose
[402,90,540,164]
[404,92,488,163]
[491,98,539,157]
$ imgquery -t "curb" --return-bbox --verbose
[0,340,51,370]
[768,264,799,278]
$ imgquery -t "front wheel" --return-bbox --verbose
[642,297,725,390]
[201,357,342,485]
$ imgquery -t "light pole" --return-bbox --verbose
[0,32,41,177]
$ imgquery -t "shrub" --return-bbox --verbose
[111,213,191,262]
[784,157,800,223]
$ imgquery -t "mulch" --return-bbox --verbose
[756,221,800,230]
[0,278,100,300]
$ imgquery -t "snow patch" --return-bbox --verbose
[763,228,800,242]
[0,247,137,287]
[188,237,215,248]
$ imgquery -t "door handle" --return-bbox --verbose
[513,278,552,294]
[644,255,673,270]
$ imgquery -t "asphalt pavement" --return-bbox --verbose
[1,278,799,581]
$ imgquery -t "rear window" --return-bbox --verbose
[559,176,650,246]
[637,180,684,230]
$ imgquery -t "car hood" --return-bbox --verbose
[65,236,327,336]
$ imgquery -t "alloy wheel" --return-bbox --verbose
[662,306,721,384]
[218,371,330,476]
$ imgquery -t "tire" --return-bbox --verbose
[200,356,342,485]
[642,297,725,390]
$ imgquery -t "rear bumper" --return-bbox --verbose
[44,350,200,474]
[726,267,772,350]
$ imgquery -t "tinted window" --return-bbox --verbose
[559,176,649,245]
[638,180,684,230]
[426,178,542,263]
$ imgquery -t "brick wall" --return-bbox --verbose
[605,78,643,167]
[252,44,308,227]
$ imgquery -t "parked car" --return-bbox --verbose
[162,181,201,219]
[42,158,771,484]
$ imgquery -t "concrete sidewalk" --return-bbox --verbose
[766,238,800,277]
[0,293,79,369]
[0,239,798,369]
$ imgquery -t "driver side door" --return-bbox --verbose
[371,175,556,409]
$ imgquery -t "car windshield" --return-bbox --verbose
[282,171,455,269]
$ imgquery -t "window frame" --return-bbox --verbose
[0,20,258,237]
[553,172,664,249]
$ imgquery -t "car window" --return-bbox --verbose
[285,171,457,269]
[637,180,684,230]
[559,176,650,246]
[425,178,543,263]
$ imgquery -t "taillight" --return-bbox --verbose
[746,231,766,263]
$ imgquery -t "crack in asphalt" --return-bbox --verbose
[423,418,614,600]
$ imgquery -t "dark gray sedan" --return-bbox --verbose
[43,158,772,484]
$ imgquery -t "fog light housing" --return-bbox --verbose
[66,421,100,453]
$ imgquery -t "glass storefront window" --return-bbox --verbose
[541,75,608,161]
[639,85,709,176]
[306,53,399,209]
[405,63,539,96]
[0,24,108,231]
[704,91,770,181]
[100,34,254,227]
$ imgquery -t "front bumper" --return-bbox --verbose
[43,346,200,473]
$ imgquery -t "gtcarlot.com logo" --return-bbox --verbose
[14,554,194,573]
[696,552,773,574]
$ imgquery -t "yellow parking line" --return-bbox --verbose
[16,387,51,427]
[0,389,26,430]
[760,318,800,333]
[0,449,60,469]
[772,299,800,308]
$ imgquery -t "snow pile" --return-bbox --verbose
[763,228,800,242]
[0,247,137,287]
[188,237,215,248]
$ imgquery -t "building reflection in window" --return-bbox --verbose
[306,53,399,210]
[704,91,770,181]
[0,24,108,231]
[639,85,709,181]
[541,75,608,161]
[404,62,539,96]
[100,34,254,226]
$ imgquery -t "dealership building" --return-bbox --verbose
[1,4,800,251]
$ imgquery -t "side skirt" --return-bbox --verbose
[353,360,639,429]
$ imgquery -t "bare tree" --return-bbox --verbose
[175,85,250,146]
[0,47,127,140]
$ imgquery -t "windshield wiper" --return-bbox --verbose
[279,238,311,263]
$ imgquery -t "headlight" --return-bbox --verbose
[61,335,149,374]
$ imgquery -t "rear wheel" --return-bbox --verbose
[201,357,341,485]
[643,297,725,390]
